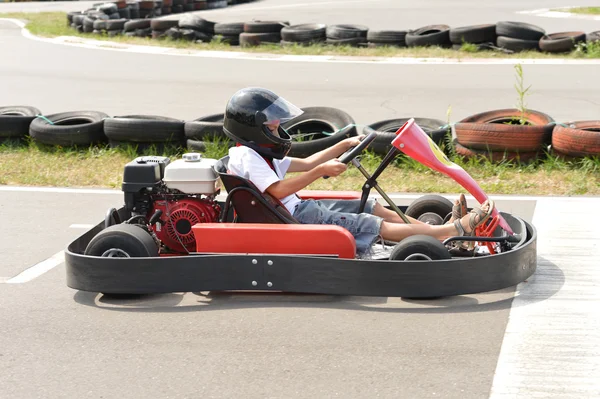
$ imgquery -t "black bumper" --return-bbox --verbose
[65,209,537,298]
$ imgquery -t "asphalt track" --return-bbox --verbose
[1,1,599,398]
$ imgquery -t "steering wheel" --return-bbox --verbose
[323,128,378,179]
[338,127,378,164]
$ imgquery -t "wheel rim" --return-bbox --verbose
[404,253,433,261]
[418,212,444,225]
[101,248,131,258]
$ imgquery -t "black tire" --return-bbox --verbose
[449,24,496,45]
[0,106,41,138]
[166,27,183,40]
[389,235,451,261]
[496,21,545,41]
[282,107,357,158]
[214,22,244,36]
[178,14,215,33]
[281,23,326,42]
[150,18,179,31]
[240,32,281,47]
[83,18,95,33]
[367,30,408,46]
[84,224,159,258]
[364,117,448,155]
[497,36,539,52]
[244,20,289,34]
[539,31,586,53]
[405,25,451,47]
[67,11,82,24]
[184,113,225,140]
[118,7,131,19]
[93,19,107,30]
[124,19,151,32]
[405,195,454,221]
[326,24,368,40]
[29,111,108,146]
[72,15,85,25]
[105,18,127,31]
[104,115,185,143]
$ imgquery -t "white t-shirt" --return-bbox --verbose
[227,146,302,215]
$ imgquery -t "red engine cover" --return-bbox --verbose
[151,198,219,253]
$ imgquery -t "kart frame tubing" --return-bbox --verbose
[65,209,537,298]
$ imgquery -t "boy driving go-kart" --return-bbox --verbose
[222,87,495,255]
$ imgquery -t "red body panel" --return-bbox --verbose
[192,223,357,259]
[296,190,361,200]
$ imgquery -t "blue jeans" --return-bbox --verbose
[293,198,384,255]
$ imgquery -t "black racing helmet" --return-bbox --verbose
[223,87,304,159]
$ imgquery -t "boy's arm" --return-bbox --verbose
[266,160,347,199]
[287,135,364,173]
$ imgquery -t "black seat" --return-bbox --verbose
[213,156,298,224]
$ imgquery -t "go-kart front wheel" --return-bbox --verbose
[84,223,159,258]
[389,235,451,261]
[405,195,454,225]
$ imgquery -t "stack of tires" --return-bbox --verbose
[150,18,179,39]
[363,118,448,155]
[495,21,545,52]
[453,109,555,163]
[551,121,600,159]
[104,115,185,151]
[0,106,42,144]
[449,24,497,49]
[184,113,228,152]
[207,0,228,9]
[173,14,215,42]
[123,19,152,37]
[367,30,408,48]
[282,107,358,158]
[405,25,451,48]
[213,22,244,45]
[240,20,289,47]
[539,31,587,53]
[326,25,368,47]
[281,24,326,46]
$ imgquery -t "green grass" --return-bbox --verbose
[2,11,600,59]
[1,137,598,195]
[560,7,600,15]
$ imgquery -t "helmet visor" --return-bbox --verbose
[260,96,304,126]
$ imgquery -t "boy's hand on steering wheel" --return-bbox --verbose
[319,159,347,177]
[343,134,366,149]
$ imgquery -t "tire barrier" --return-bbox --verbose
[65,5,600,54]
[1,105,599,162]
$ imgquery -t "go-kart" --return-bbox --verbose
[64,119,536,298]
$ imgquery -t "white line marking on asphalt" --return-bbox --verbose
[490,198,600,398]
[69,224,94,229]
[0,185,121,194]
[5,251,65,284]
[518,7,600,20]
[2,18,600,65]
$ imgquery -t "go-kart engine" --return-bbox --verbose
[151,198,219,253]
[120,153,223,254]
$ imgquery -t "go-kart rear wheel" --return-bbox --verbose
[84,223,159,258]
[405,195,453,224]
[389,235,451,261]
